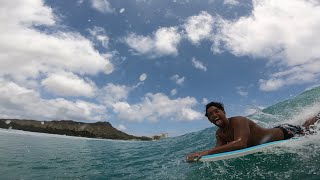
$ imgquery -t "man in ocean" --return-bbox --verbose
[186,101,320,162]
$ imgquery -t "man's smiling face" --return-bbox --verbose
[206,106,227,128]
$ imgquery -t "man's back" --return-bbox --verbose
[216,116,284,147]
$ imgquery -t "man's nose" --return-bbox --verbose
[209,114,218,120]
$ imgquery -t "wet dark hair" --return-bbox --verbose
[205,102,225,117]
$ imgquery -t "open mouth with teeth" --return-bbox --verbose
[214,117,222,126]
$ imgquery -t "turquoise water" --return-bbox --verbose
[1,87,320,180]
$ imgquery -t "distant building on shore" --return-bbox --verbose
[152,133,168,140]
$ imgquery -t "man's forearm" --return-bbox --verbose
[204,139,247,155]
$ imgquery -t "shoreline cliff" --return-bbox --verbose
[0,119,151,141]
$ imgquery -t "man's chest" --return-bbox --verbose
[219,130,234,143]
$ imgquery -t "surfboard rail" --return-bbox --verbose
[199,138,298,162]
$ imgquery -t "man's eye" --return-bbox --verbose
[212,110,219,114]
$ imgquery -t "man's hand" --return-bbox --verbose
[186,151,208,163]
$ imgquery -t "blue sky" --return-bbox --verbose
[1,0,320,136]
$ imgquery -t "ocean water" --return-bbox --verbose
[1,87,320,180]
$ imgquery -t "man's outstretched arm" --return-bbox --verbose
[186,117,250,162]
[302,112,320,130]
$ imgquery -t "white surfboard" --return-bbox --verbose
[199,138,298,162]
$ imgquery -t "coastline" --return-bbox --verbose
[0,119,152,141]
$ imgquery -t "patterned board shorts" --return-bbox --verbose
[275,112,320,139]
[275,124,304,140]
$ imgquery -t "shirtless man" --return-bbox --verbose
[186,102,319,162]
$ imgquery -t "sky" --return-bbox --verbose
[1,0,320,137]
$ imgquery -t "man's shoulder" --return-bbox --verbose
[229,116,248,121]
[229,116,251,124]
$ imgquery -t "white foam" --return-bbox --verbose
[285,102,320,125]
[266,133,320,161]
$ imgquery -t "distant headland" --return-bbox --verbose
[0,119,152,141]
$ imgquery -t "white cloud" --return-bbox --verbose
[88,26,109,48]
[0,0,115,122]
[41,72,96,97]
[117,124,127,131]
[236,86,248,97]
[259,61,320,91]
[124,34,154,54]
[212,0,320,91]
[259,79,284,92]
[0,79,106,121]
[77,0,84,5]
[191,57,207,71]
[0,0,113,83]
[99,83,130,106]
[170,74,185,86]
[112,93,202,122]
[154,27,181,55]
[124,27,181,57]
[1,0,55,27]
[202,98,209,105]
[171,89,177,96]
[224,0,239,6]
[139,73,147,81]
[184,11,214,45]
[90,0,114,13]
